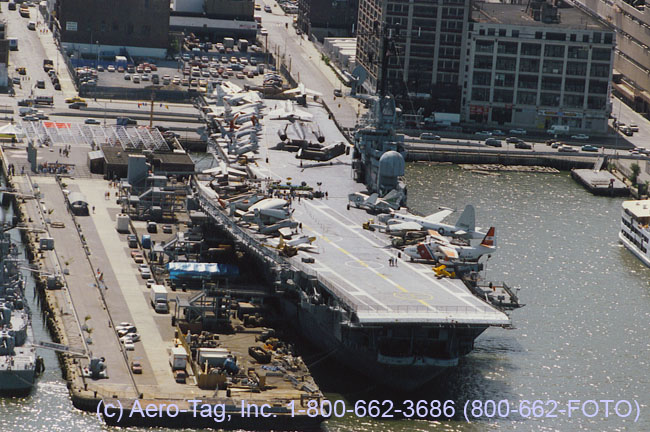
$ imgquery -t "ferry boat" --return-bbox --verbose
[619,199,650,267]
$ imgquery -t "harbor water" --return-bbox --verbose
[2,164,649,431]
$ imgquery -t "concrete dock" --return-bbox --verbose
[0,137,323,428]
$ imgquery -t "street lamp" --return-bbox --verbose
[96,41,99,68]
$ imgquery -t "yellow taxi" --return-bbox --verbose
[65,97,86,104]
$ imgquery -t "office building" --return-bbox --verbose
[170,0,257,40]
[355,0,471,114]
[568,0,650,115]
[54,0,170,58]
[464,0,614,132]
[297,0,359,41]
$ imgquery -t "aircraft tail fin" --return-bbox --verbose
[480,227,496,247]
[456,204,476,231]
[366,193,379,206]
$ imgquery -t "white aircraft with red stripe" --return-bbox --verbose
[404,227,496,263]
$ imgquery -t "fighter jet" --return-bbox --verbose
[283,82,322,99]
[404,227,496,263]
[348,189,403,213]
[268,100,313,121]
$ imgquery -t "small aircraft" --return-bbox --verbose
[224,90,263,106]
[264,235,317,257]
[257,218,299,236]
[241,198,291,223]
[296,141,347,162]
[283,82,322,99]
[404,227,496,263]
[268,100,313,121]
[381,205,486,240]
[348,189,403,213]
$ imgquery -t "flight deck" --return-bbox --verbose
[207,103,511,327]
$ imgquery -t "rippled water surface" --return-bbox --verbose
[2,165,649,431]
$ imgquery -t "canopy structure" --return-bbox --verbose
[20,121,169,151]
[167,262,239,280]
[0,123,24,138]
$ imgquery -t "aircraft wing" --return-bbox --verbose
[293,107,313,120]
[423,209,453,224]
[438,245,459,260]
[386,221,423,233]
[427,230,449,243]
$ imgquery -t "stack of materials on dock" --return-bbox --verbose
[571,169,629,196]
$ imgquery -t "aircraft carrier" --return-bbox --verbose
[193,89,514,391]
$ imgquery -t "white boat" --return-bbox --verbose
[619,199,650,267]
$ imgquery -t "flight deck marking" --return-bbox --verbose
[302,200,492,313]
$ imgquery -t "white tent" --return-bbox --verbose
[0,123,24,138]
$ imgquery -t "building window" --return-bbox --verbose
[563,94,584,108]
[512,30,519,38]
[471,87,490,101]
[473,71,492,86]
[592,48,611,61]
[546,32,566,41]
[126,23,134,35]
[544,44,565,58]
[542,60,563,74]
[540,93,561,106]
[570,34,576,42]
[499,29,506,36]
[541,76,562,91]
[497,41,518,55]
[493,89,513,103]
[590,63,609,78]
[494,73,515,87]
[474,55,493,69]
[519,58,539,73]
[568,46,588,59]
[565,78,586,92]
[521,43,541,56]
[535,31,543,39]
[518,74,538,89]
[587,95,606,109]
[589,80,609,94]
[583,34,589,42]
[604,33,613,44]
[517,91,537,105]
[476,40,494,53]
[488,28,495,36]
[566,61,587,76]
[495,56,516,71]
[593,32,601,43]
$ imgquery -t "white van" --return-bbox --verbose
[19,107,37,116]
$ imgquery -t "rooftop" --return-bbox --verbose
[473,0,607,30]
[623,200,650,219]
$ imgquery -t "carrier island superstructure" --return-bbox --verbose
[194,89,513,391]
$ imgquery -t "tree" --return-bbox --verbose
[631,163,641,185]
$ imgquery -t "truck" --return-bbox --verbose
[169,346,188,370]
[546,125,570,135]
[8,38,18,51]
[43,59,54,72]
[223,37,235,49]
[237,39,248,53]
[150,284,168,313]
[34,96,54,105]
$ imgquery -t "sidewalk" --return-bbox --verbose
[34,14,77,98]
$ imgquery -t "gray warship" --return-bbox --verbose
[0,227,42,395]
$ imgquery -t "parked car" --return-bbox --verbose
[147,222,157,233]
[629,124,639,132]
[131,251,144,263]
[264,5,272,12]
[162,224,173,234]
[571,134,589,140]
[509,128,527,135]
[107,65,115,72]
[581,145,599,152]
[123,339,135,351]
[36,80,45,89]
[620,126,633,136]
[131,361,143,374]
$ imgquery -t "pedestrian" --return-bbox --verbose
[92,205,95,213]
[388,257,392,267]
